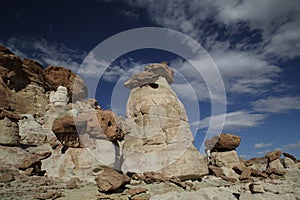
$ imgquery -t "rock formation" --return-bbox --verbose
[0,46,300,200]
[122,63,208,180]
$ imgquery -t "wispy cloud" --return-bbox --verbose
[283,141,300,150]
[1,37,86,73]
[115,0,300,60]
[252,96,300,113]
[254,142,274,148]
[256,149,271,156]
[192,110,266,132]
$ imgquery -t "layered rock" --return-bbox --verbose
[19,114,47,145]
[124,62,174,89]
[0,110,20,145]
[122,63,208,180]
[44,66,87,102]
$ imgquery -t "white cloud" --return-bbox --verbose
[192,110,266,132]
[115,0,300,59]
[254,143,274,148]
[256,149,271,156]
[283,141,300,150]
[1,37,86,73]
[252,96,300,113]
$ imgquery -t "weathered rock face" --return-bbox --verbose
[122,64,208,179]
[19,114,46,145]
[205,133,241,152]
[42,140,117,182]
[44,66,88,102]
[52,115,85,148]
[0,116,19,146]
[0,46,87,120]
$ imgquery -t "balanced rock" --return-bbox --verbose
[205,133,241,152]
[124,62,174,89]
[122,64,208,180]
[265,150,282,162]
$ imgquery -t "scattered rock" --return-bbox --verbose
[126,187,148,196]
[66,178,80,189]
[95,167,130,193]
[34,191,63,200]
[0,173,14,183]
[250,183,264,193]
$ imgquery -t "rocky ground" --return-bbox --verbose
[1,168,299,200]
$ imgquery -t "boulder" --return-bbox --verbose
[44,66,87,101]
[122,69,208,179]
[124,62,174,89]
[95,167,130,193]
[210,150,240,168]
[205,133,241,152]
[0,145,32,168]
[52,114,86,147]
[269,159,285,172]
[265,150,282,162]
[283,152,297,162]
[283,157,296,169]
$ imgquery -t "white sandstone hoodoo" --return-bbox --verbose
[121,62,208,180]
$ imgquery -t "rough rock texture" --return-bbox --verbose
[95,167,130,193]
[41,140,118,182]
[124,62,174,89]
[283,157,296,169]
[122,70,208,179]
[19,114,46,145]
[205,133,241,152]
[269,159,285,172]
[52,114,86,147]
[283,152,297,162]
[265,150,282,162]
[44,66,87,101]
[0,117,19,145]
[210,150,240,168]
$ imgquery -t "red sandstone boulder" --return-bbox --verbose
[44,66,87,101]
[265,150,282,162]
[95,168,130,193]
[205,133,241,152]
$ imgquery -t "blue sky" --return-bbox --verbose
[1,0,300,159]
